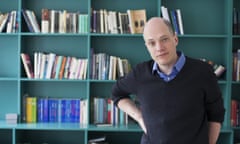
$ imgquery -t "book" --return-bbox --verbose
[80,99,88,124]
[21,53,34,78]
[26,96,37,123]
[24,9,40,33]
[127,9,146,34]
[0,12,9,32]
[231,99,238,127]
[5,113,18,124]
[41,8,50,33]
[170,10,180,35]
[59,56,67,79]
[22,9,34,32]
[37,97,49,122]
[45,53,56,79]
[175,9,184,35]
[161,6,170,22]
[48,98,59,122]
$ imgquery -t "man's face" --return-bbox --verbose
[144,20,178,66]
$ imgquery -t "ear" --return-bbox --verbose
[174,34,179,46]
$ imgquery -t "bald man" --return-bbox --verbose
[111,17,225,144]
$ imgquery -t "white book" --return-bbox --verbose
[108,56,113,80]
[100,9,104,33]
[50,10,56,33]
[0,13,9,32]
[69,57,78,79]
[6,11,13,33]
[25,10,40,33]
[45,53,56,79]
[176,9,184,35]
[78,59,87,80]
[117,57,124,78]
[112,11,118,34]
[39,53,46,79]
[107,11,113,33]
[34,52,38,78]
[83,59,88,80]
[103,9,109,33]
[75,58,82,79]
[161,6,171,22]
[59,10,67,33]
[41,21,49,33]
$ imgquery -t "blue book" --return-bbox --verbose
[61,99,72,123]
[48,99,59,122]
[37,97,48,122]
[60,99,66,123]
[71,99,80,123]
[170,10,180,35]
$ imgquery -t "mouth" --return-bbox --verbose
[158,52,168,57]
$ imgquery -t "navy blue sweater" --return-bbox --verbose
[111,57,225,144]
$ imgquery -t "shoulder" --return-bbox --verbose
[134,60,154,72]
[185,57,213,70]
[130,60,154,78]
[184,56,215,77]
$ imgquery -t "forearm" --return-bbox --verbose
[117,98,146,133]
[208,122,221,144]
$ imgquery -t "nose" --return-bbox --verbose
[155,40,163,51]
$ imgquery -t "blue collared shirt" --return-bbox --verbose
[152,51,186,82]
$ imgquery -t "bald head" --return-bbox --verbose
[143,17,174,40]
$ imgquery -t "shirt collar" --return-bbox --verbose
[152,51,186,74]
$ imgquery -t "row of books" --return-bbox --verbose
[93,97,128,126]
[200,58,226,78]
[0,10,19,33]
[161,6,184,35]
[90,52,131,80]
[21,52,88,80]
[91,9,146,34]
[233,8,240,35]
[233,49,240,81]
[22,94,88,124]
[22,9,88,33]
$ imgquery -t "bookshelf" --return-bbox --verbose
[0,0,236,143]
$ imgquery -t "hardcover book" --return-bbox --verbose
[127,9,146,34]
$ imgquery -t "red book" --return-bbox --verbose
[21,53,34,78]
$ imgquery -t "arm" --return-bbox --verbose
[118,98,147,133]
[208,122,221,144]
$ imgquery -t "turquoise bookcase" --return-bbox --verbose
[0,0,237,143]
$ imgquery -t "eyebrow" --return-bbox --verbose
[146,35,169,41]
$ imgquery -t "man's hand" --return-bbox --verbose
[117,98,147,133]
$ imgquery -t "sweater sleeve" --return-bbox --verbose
[111,65,139,106]
[204,64,225,123]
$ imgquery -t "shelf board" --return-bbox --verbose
[20,33,88,37]
[0,121,87,130]
[88,124,142,132]
[20,78,88,82]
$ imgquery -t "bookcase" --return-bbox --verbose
[0,0,237,143]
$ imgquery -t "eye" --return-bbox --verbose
[147,41,156,47]
[161,37,169,43]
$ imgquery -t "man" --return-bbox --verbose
[111,17,225,144]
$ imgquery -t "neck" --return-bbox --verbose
[158,54,178,75]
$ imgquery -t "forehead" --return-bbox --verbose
[143,21,171,41]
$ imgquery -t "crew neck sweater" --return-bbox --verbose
[111,57,225,144]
